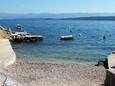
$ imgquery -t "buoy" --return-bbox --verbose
[70,30,72,33]
[79,33,81,37]
[103,35,106,40]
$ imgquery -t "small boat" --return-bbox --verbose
[60,35,74,40]
[16,24,22,30]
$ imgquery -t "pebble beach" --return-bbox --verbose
[3,58,106,86]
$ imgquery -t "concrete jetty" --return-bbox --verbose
[0,39,24,85]
[0,39,16,69]
[10,32,43,42]
[0,28,23,85]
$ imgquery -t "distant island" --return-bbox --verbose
[1,13,115,21]
[60,16,115,20]
[3,16,115,21]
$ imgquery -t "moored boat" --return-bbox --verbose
[60,35,74,40]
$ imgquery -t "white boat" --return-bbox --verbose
[16,24,22,30]
[60,35,74,40]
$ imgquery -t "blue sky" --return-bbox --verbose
[0,0,115,13]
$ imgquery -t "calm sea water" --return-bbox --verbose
[1,19,115,63]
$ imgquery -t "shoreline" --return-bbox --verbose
[15,57,98,65]
[3,58,106,86]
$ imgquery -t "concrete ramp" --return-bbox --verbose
[0,39,16,69]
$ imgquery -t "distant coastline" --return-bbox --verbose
[60,16,115,21]
[1,16,115,21]
[1,13,115,20]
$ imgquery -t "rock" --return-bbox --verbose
[0,73,23,86]
[95,59,108,69]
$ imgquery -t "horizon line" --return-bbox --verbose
[1,12,115,14]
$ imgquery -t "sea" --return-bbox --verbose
[1,19,115,64]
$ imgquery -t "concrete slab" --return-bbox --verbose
[0,39,16,69]
[108,51,115,69]
[0,73,23,86]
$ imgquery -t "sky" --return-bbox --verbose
[0,0,115,13]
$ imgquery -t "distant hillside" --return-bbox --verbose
[1,13,115,19]
[61,16,115,20]
[5,16,115,21]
